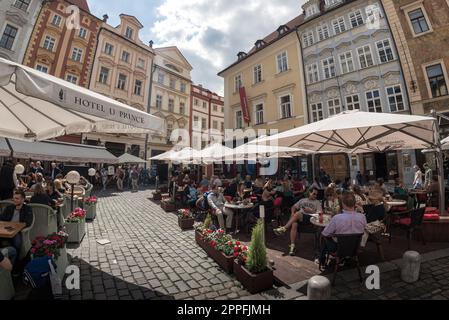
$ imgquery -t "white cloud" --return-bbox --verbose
[149,0,305,95]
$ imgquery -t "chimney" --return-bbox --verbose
[103,14,109,22]
[149,40,154,48]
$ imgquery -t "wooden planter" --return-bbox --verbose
[178,217,195,230]
[194,232,234,273]
[85,203,96,221]
[161,201,176,212]
[233,260,273,294]
[195,231,215,256]
[65,219,86,244]
[153,192,162,201]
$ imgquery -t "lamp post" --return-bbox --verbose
[15,164,25,189]
[66,171,81,212]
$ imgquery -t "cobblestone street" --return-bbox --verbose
[62,190,251,300]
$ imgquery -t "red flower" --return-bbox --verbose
[235,241,241,246]
[233,252,239,258]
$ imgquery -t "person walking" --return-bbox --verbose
[116,166,124,191]
[101,167,108,191]
[423,163,432,189]
[413,165,423,189]
[131,166,139,192]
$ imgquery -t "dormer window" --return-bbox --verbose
[255,40,266,49]
[305,5,318,18]
[277,25,290,36]
[237,52,247,60]
[125,26,134,40]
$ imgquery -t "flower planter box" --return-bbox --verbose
[161,201,176,212]
[153,192,162,201]
[233,260,273,294]
[178,217,195,230]
[194,232,234,273]
[65,219,86,244]
[195,231,215,256]
[85,204,96,221]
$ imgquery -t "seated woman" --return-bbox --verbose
[352,185,368,213]
[323,187,341,216]
[30,183,55,207]
[26,173,36,189]
[235,182,250,202]
[276,177,295,209]
[252,177,265,198]
[394,178,408,196]
[54,179,66,195]
[261,180,276,210]
[47,181,63,203]
[30,173,46,190]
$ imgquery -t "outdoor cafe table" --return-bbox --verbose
[385,199,407,207]
[0,222,26,239]
[224,202,254,234]
[310,214,332,257]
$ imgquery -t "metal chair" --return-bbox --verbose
[19,212,35,260]
[390,207,426,250]
[28,204,57,241]
[330,234,364,286]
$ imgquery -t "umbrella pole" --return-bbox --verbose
[432,110,446,215]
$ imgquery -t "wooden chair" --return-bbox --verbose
[389,207,426,250]
[28,204,57,241]
[330,234,364,286]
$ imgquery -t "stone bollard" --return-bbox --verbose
[401,251,421,283]
[307,276,331,300]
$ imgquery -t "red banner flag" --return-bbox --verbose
[239,87,251,123]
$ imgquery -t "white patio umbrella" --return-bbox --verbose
[441,136,449,150]
[197,143,235,163]
[223,143,312,160]
[176,147,203,164]
[117,153,147,164]
[0,58,165,141]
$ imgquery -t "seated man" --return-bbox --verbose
[0,247,16,271]
[244,175,253,189]
[274,187,323,256]
[183,180,198,208]
[207,184,234,233]
[0,190,33,260]
[319,191,367,265]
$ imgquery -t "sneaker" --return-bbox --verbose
[274,226,287,236]
[288,244,296,256]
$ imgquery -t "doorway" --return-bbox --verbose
[374,153,387,180]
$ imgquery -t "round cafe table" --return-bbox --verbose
[385,199,407,207]
[310,214,332,257]
[224,202,254,234]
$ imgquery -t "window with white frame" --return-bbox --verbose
[280,95,292,119]
[386,85,404,112]
[277,51,288,73]
[158,73,165,84]
[325,0,340,6]
[99,67,109,84]
[137,58,145,69]
[180,102,185,114]
[307,63,319,84]
[306,5,318,17]
[255,103,264,125]
[121,51,130,63]
[13,0,31,11]
[366,89,382,112]
[66,74,78,84]
[346,94,360,110]
[303,31,314,47]
[234,74,242,92]
[51,14,62,27]
[236,110,243,129]
[43,35,56,51]
[357,45,374,69]
[327,98,342,116]
[426,63,448,98]
[194,98,199,107]
[213,120,218,130]
[71,47,83,62]
[104,42,114,55]
[36,64,48,73]
[213,104,218,112]
[117,74,127,90]
[194,116,199,128]
[156,95,163,109]
[322,57,336,79]
[180,82,186,93]
[0,25,18,50]
[134,80,142,96]
[366,4,383,24]
[310,103,323,122]
[168,99,174,112]
[193,136,199,149]
[203,101,207,109]
[332,17,346,34]
[376,39,394,63]
[349,10,364,28]
[79,28,87,39]
[170,78,176,89]
[407,8,430,35]
[201,118,207,129]
[317,25,330,41]
[254,64,262,84]
[339,51,354,74]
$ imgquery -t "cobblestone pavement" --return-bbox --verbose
[61,189,251,300]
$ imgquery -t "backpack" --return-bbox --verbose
[23,256,55,289]
[197,192,212,210]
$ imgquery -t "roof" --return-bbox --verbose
[67,0,90,13]
[218,14,304,76]
[155,46,193,70]
[119,14,144,29]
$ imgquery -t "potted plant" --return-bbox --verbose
[213,232,237,274]
[195,214,213,246]
[152,190,162,201]
[178,209,195,230]
[31,231,69,279]
[161,198,176,212]
[233,219,273,294]
[65,208,87,244]
[84,196,98,221]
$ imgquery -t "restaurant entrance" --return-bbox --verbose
[316,154,349,182]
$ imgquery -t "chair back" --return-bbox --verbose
[410,207,425,228]
[85,184,93,198]
[363,204,374,215]
[0,200,14,213]
[29,204,57,240]
[336,234,363,258]
[365,204,386,223]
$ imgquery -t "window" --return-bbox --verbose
[213,120,218,130]
[194,116,199,128]
[255,103,264,125]
[180,102,185,114]
[277,52,288,73]
[202,102,207,109]
[221,122,224,131]
[253,64,262,84]
[327,99,341,116]
[426,64,448,98]
[376,39,394,63]
[125,27,134,39]
[357,45,374,69]
[52,14,62,27]
[213,104,218,112]
[180,82,186,93]
[317,25,330,41]
[322,57,336,79]
[66,74,78,84]
[325,0,340,6]
[71,47,83,62]
[168,99,174,112]
[36,64,48,73]
[339,51,354,74]
[13,0,31,11]
[307,63,319,84]
[170,78,176,89]
[79,28,87,39]
[137,58,145,69]
[306,5,318,17]
[303,32,314,47]
[221,106,224,113]
[104,42,114,55]
[236,111,243,129]
[117,74,127,90]
[332,17,346,34]
[234,74,242,92]
[201,118,207,130]
[0,25,18,50]
[194,99,199,107]
[366,90,382,112]
[280,95,292,119]
[408,8,430,35]
[99,67,109,84]
[158,73,165,85]
[121,51,130,63]
[386,85,404,112]
[156,95,163,109]
[311,103,324,122]
[134,80,142,96]
[349,10,364,28]
[346,94,360,110]
[43,35,56,51]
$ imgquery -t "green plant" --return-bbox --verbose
[246,219,268,274]
[203,213,212,230]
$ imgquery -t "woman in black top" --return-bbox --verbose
[47,182,62,202]
[30,183,54,207]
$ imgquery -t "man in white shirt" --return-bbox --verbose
[207,184,234,232]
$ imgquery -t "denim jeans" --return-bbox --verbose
[1,246,17,266]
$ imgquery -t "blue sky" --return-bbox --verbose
[89,0,306,95]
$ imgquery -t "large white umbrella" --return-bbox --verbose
[223,143,312,160]
[197,143,235,163]
[0,58,165,141]
[117,153,147,164]
[149,149,180,161]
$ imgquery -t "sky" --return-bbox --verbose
[89,0,307,96]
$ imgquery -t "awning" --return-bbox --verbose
[0,58,165,141]
[117,153,147,164]
[8,139,117,164]
[0,137,11,157]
